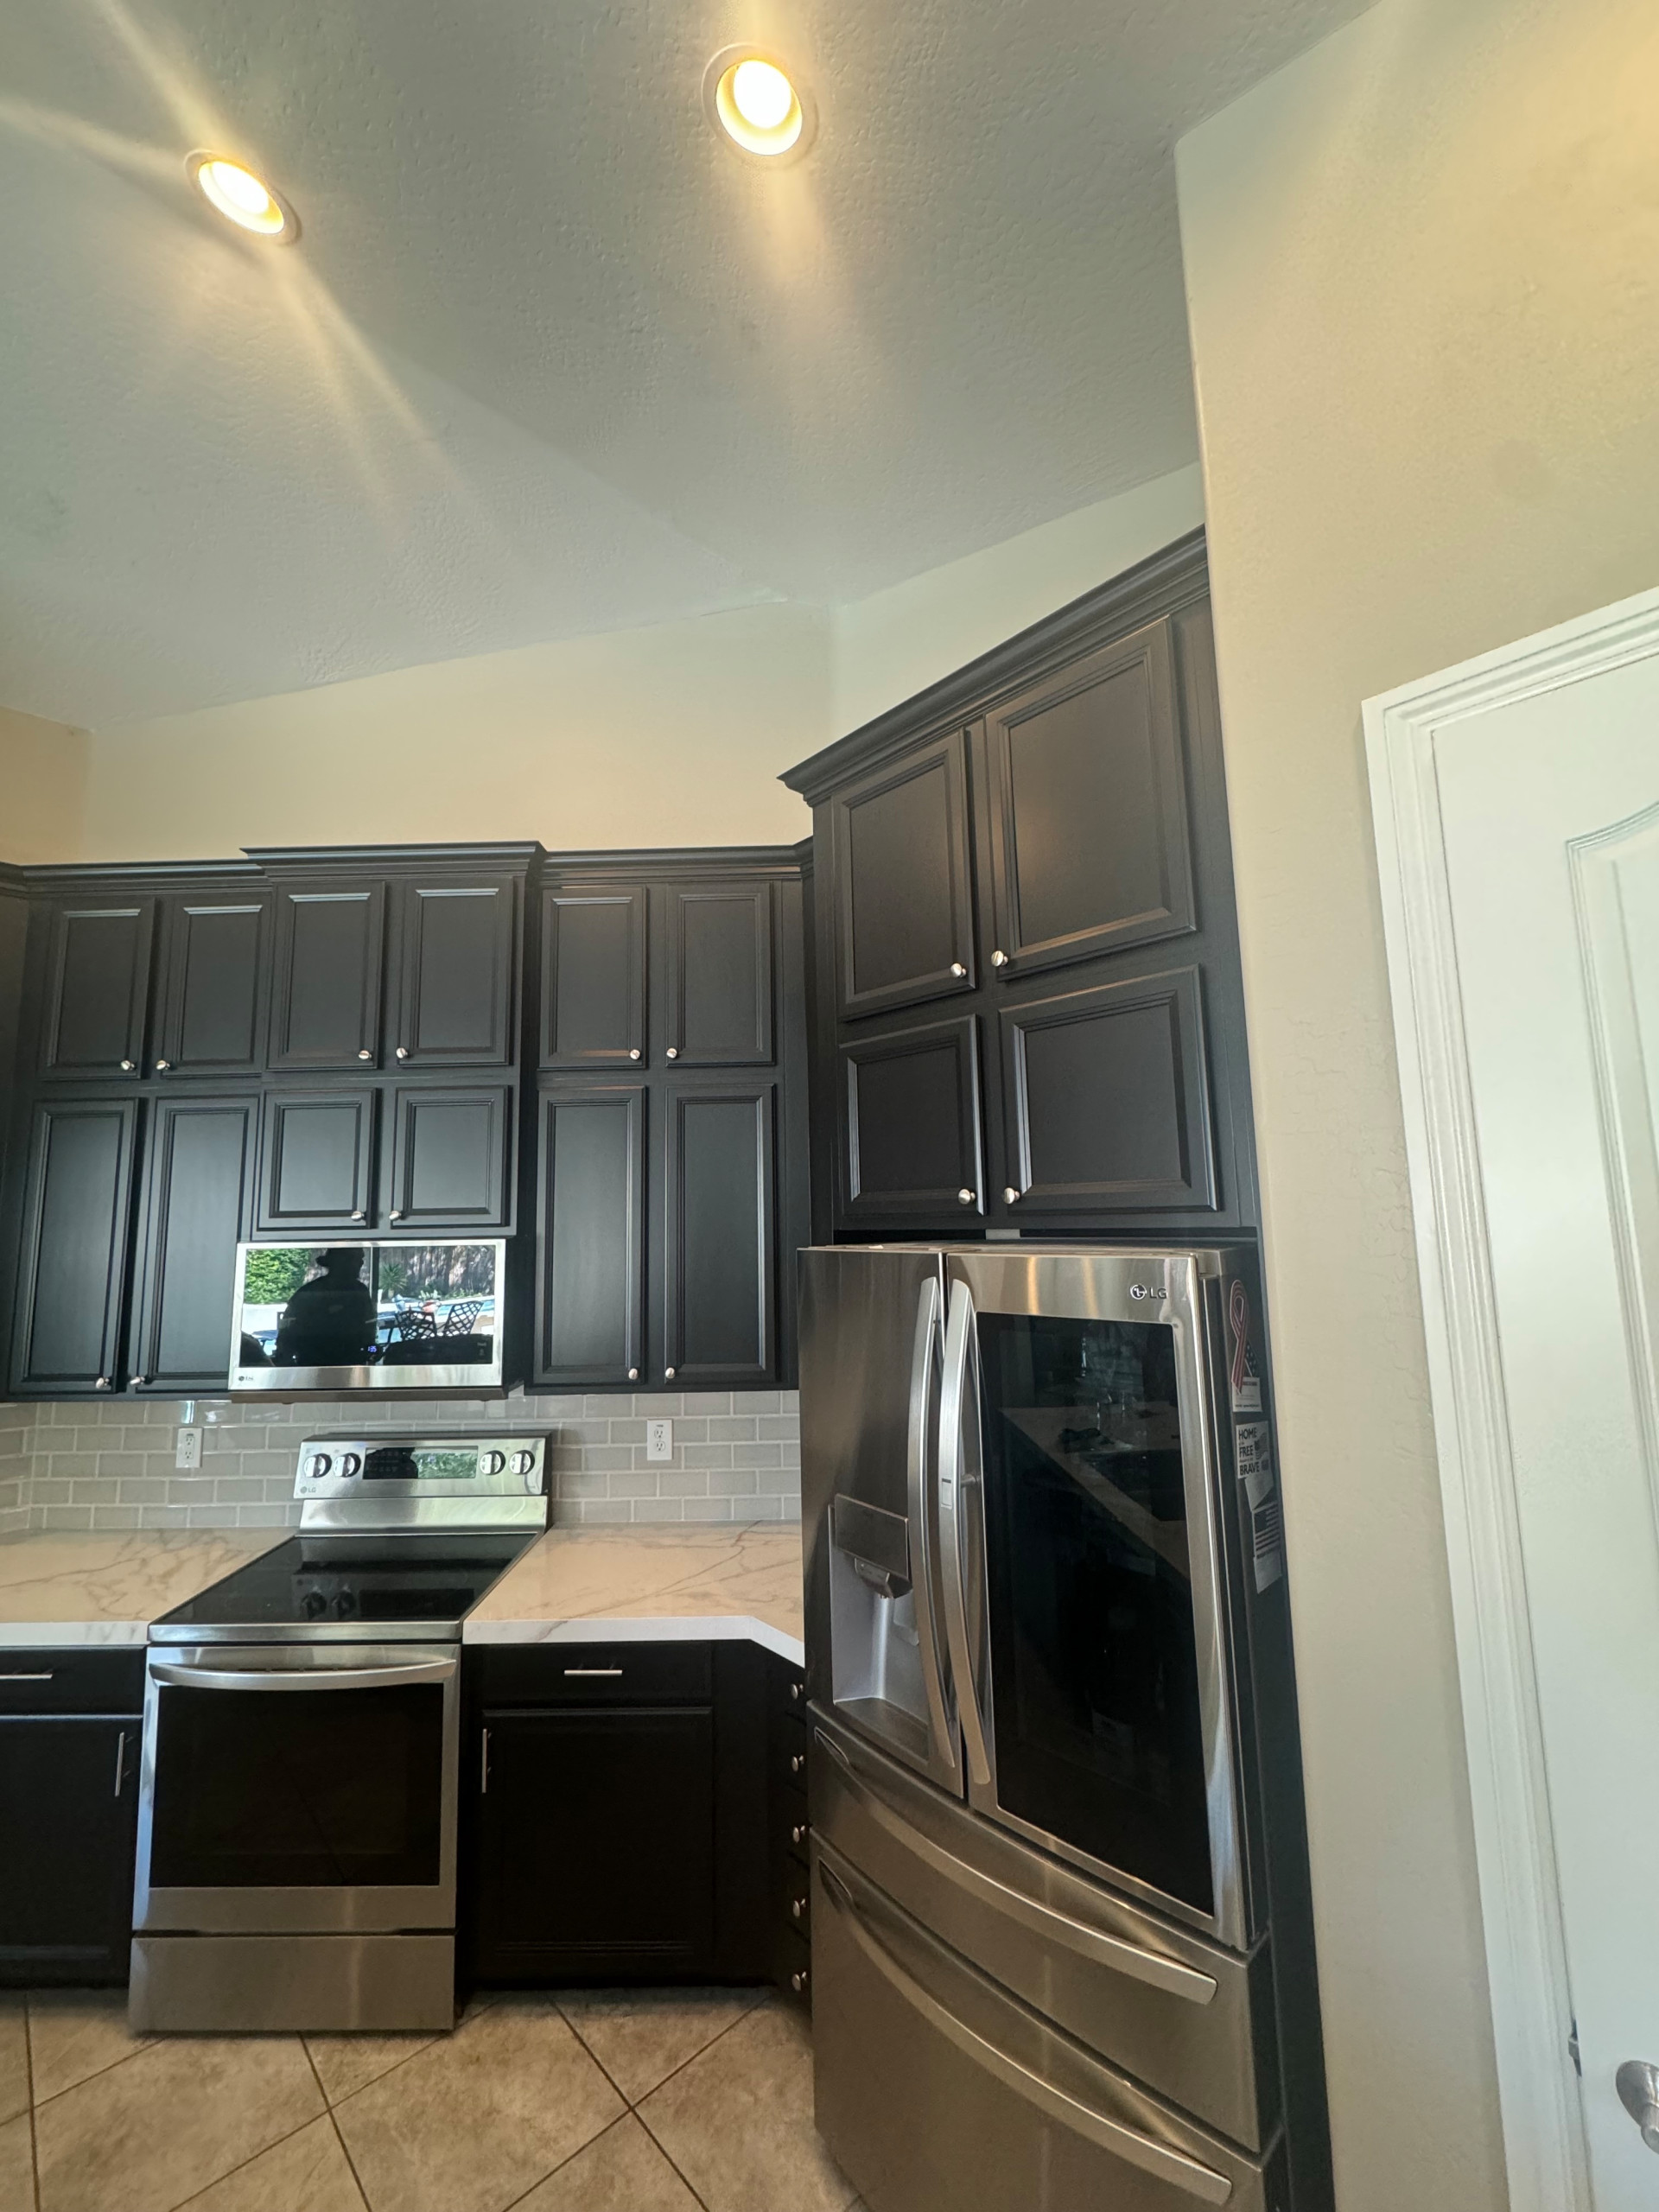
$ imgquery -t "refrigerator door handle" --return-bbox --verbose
[939,1279,993,1789]
[817,1861,1234,2206]
[905,1274,957,1774]
[813,1726,1218,2005]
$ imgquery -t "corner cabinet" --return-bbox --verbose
[532,849,810,1393]
[785,531,1261,1242]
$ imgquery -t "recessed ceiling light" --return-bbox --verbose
[187,151,298,243]
[704,47,816,162]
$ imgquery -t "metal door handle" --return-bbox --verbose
[938,1281,993,1788]
[480,1725,490,1795]
[149,1656,455,1692]
[903,1274,956,1777]
[817,1862,1231,2203]
[812,1726,1217,2003]
[113,1728,128,1798]
[0,1672,54,1681]
[1618,2062,1659,2151]
[564,1666,624,1677]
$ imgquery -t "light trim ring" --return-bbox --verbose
[703,46,817,164]
[187,150,299,243]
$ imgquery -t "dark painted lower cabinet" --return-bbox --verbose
[0,1654,143,1986]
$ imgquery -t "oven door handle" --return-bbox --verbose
[938,1278,993,1789]
[149,1656,457,1693]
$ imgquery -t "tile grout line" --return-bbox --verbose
[545,2002,716,2212]
[300,2040,373,2212]
[26,2003,152,2114]
[21,1998,40,2212]
[163,2101,336,2212]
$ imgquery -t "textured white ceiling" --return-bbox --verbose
[0,0,1368,728]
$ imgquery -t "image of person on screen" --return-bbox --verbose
[273,1248,378,1368]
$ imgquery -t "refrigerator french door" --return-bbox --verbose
[798,1244,1328,2212]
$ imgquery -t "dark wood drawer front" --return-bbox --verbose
[475,1643,713,1708]
[0,1650,145,1714]
[772,1712,810,1798]
[772,1664,806,1720]
[783,1804,812,1866]
[772,1921,811,2007]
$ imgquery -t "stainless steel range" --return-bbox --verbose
[130,1432,549,2033]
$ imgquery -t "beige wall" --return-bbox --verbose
[0,708,89,862]
[1176,1,1659,2204]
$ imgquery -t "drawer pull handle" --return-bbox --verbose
[480,1725,490,1795]
[0,1672,54,1681]
[564,1666,624,1677]
[113,1728,128,1798]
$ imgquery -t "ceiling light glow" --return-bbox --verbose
[188,152,298,242]
[709,50,810,159]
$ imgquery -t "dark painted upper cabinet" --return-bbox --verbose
[539,887,647,1070]
[391,878,518,1070]
[256,1090,378,1232]
[534,1083,646,1387]
[36,902,155,1078]
[387,1084,512,1231]
[984,617,1195,979]
[661,1079,777,1389]
[9,1098,138,1395]
[838,1016,984,1228]
[129,1096,256,1392]
[268,881,386,1072]
[155,893,270,1078]
[664,882,773,1066]
[829,731,976,1020]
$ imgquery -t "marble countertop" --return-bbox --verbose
[466,1523,805,1665]
[0,1531,283,1648]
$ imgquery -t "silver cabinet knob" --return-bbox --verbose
[788,1680,803,1702]
[790,1752,805,1774]
[350,1210,365,1222]
[357,1048,372,1061]
[790,1970,808,1994]
[1003,1186,1020,1205]
[791,1896,807,1919]
[628,1047,641,1060]
[950,962,967,978]
[665,1046,679,1059]
[94,1376,111,1390]
[1618,2062,1659,2152]
[664,1366,676,1380]
[131,1375,147,1388]
[957,1188,976,1205]
[395,1046,409,1059]
[627,1367,639,1382]
[155,1058,170,1071]
[389,1210,404,1223]
[991,949,1008,968]
[118,1058,136,1072]
[792,1821,809,1846]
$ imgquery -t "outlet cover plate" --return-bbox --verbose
[645,1419,673,1463]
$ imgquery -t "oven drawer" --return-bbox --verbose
[810,1707,1278,2152]
[0,1649,144,1715]
[471,1642,713,1707]
[813,1841,1288,2212]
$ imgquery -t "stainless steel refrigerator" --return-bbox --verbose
[799,1243,1332,2212]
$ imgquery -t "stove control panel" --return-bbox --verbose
[294,1433,548,1500]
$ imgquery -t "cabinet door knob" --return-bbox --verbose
[155,1058,170,1071]
[957,1188,976,1205]
[131,1375,147,1388]
[790,1969,809,1994]
[350,1210,366,1223]
[389,1210,404,1223]
[991,949,1008,968]
[357,1048,373,1061]
[627,1367,639,1382]
[664,1366,676,1381]
[792,1821,809,1846]
[791,1896,807,1919]
[789,1680,803,1702]
[118,1058,136,1072]
[1003,1186,1020,1205]
[395,1046,409,1060]
[94,1376,111,1390]
[790,1751,805,1774]
[950,962,967,978]
[628,1047,641,1061]
[665,1046,679,1059]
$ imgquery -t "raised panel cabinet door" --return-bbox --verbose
[838,1015,984,1227]
[257,1090,377,1231]
[830,730,976,1020]
[8,1098,138,1395]
[535,1084,645,1386]
[37,900,155,1077]
[387,1084,512,1230]
[660,1080,776,1389]
[539,887,647,1068]
[473,1707,715,1980]
[129,1096,255,1393]
[268,882,385,1071]
[1000,965,1217,1217]
[156,894,270,1077]
[664,881,773,1066]
[0,1715,140,1985]
[985,616,1196,978]
[392,878,517,1070]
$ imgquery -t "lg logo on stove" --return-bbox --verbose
[1128,1284,1167,1301]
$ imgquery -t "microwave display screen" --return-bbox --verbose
[236,1244,498,1374]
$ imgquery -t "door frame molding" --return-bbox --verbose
[1364,582,1659,2212]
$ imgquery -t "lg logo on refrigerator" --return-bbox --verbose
[1128,1284,1167,1301]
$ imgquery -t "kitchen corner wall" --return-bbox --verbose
[3,1389,798,1534]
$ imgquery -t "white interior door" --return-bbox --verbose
[1407,641,1659,2208]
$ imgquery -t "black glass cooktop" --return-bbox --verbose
[151,1533,534,1643]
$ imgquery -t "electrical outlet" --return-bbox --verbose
[175,1426,203,1471]
[645,1419,673,1463]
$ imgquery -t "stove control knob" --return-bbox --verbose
[334,1592,357,1618]
[302,1591,327,1618]
[479,1451,506,1478]
[339,1453,361,1478]
[508,1450,535,1478]
[305,1452,333,1480]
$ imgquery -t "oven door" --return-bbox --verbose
[938,1249,1249,1950]
[135,1643,459,1934]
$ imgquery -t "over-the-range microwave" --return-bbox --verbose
[228,1238,512,1397]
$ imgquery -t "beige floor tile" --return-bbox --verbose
[175,2115,367,2212]
[27,1988,151,2105]
[332,1997,623,2212]
[514,2115,700,2212]
[304,2031,439,2107]
[0,1997,26,2126]
[639,2001,855,2212]
[0,2112,32,2212]
[34,2032,323,2212]
[556,1986,764,2103]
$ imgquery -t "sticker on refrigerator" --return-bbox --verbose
[1235,1418,1283,1591]
[1227,1279,1262,1414]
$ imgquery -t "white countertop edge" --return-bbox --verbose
[462,1612,804,1667]
[0,1621,151,1649]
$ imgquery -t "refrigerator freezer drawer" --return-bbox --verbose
[813,1840,1288,2212]
[810,1706,1278,2152]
